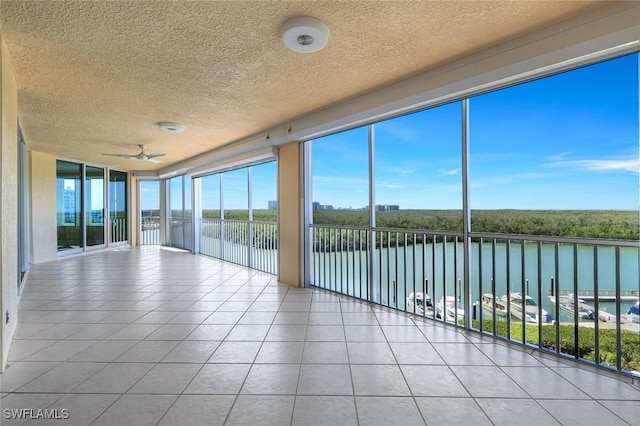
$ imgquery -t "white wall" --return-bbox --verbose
[1,36,19,372]
[29,151,58,263]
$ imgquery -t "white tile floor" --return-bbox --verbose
[1,246,639,425]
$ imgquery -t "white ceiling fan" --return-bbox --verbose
[103,144,165,163]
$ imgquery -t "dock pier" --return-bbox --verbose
[553,289,638,302]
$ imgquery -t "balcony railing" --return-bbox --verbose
[110,217,127,243]
[200,219,277,275]
[140,216,160,245]
[310,224,640,376]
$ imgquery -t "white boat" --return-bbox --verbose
[501,293,551,324]
[549,295,595,320]
[407,292,433,316]
[626,299,639,323]
[475,293,508,320]
[549,294,617,322]
[568,302,596,320]
[435,296,465,323]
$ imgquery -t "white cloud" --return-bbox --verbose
[391,167,415,176]
[439,168,461,176]
[547,153,639,173]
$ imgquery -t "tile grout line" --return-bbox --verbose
[289,288,315,426]
[219,274,284,426]
[342,294,362,426]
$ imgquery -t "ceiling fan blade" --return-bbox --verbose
[103,146,164,161]
[145,158,163,164]
[103,153,136,159]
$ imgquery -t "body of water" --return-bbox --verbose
[312,241,640,322]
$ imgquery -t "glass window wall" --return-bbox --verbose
[200,174,221,257]
[305,53,640,375]
[196,161,277,274]
[252,161,277,222]
[168,175,186,249]
[469,54,639,239]
[467,53,639,361]
[375,103,463,230]
[311,127,370,226]
[223,168,249,220]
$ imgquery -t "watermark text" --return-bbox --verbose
[3,408,69,420]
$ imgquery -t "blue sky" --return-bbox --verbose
[312,53,639,210]
[206,162,276,210]
[141,53,639,212]
[140,180,160,210]
[140,161,277,211]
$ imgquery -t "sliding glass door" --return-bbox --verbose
[57,160,129,254]
[57,160,83,253]
[85,166,105,247]
[109,170,128,243]
[168,175,193,251]
[169,176,185,248]
[139,180,160,245]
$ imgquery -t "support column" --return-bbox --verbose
[277,142,302,286]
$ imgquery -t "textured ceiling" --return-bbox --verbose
[1,0,609,171]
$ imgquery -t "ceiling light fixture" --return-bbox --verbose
[157,122,185,133]
[280,17,330,53]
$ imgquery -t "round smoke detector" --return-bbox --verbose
[280,17,330,53]
[157,122,185,133]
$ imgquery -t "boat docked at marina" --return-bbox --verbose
[406,292,433,316]
[626,299,639,323]
[474,293,508,321]
[501,293,552,324]
[435,296,465,323]
[548,294,607,321]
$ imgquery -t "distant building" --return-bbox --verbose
[56,179,77,225]
[312,202,334,211]
[375,205,400,211]
[268,200,278,210]
[90,210,104,224]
